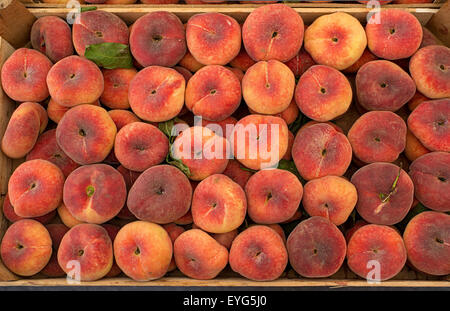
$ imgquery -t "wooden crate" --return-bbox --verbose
[0,1,448,288]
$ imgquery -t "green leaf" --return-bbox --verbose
[166,157,191,177]
[158,119,175,139]
[239,166,258,173]
[84,43,133,69]
[81,6,97,12]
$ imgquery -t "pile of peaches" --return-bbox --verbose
[0,4,448,283]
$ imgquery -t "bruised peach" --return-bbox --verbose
[403,211,450,276]
[407,99,449,152]
[192,174,246,233]
[8,160,64,218]
[304,12,366,70]
[26,129,80,177]
[127,165,192,224]
[186,13,241,65]
[348,111,407,163]
[242,4,304,62]
[409,152,450,212]
[130,12,186,67]
[1,48,52,102]
[356,60,416,111]
[245,169,303,224]
[0,219,52,276]
[292,123,352,180]
[114,122,169,172]
[63,164,127,224]
[100,68,137,109]
[72,10,128,56]
[295,65,352,121]
[30,16,73,63]
[46,56,104,107]
[366,9,422,60]
[405,129,430,162]
[347,224,407,281]
[230,225,288,281]
[171,126,230,180]
[41,224,69,277]
[284,48,315,78]
[128,66,185,122]
[351,162,414,225]
[233,115,289,170]
[56,104,117,165]
[410,45,450,99]
[185,65,241,121]
[222,159,253,189]
[114,221,173,281]
[58,224,113,281]
[287,217,346,278]
[174,229,228,279]
[1,102,42,159]
[229,47,256,72]
[303,176,357,226]
[243,60,295,115]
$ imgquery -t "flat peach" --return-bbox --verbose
[292,123,352,180]
[0,219,52,276]
[8,159,64,218]
[192,174,247,233]
[366,9,422,60]
[127,165,192,224]
[174,229,228,279]
[295,65,352,121]
[58,224,113,281]
[230,225,288,281]
[242,4,304,62]
[304,12,366,70]
[100,68,137,109]
[186,13,241,65]
[63,164,127,224]
[114,221,173,281]
[287,217,346,278]
[245,169,303,224]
